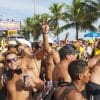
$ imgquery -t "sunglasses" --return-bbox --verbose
[6,57,18,63]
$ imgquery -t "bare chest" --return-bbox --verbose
[7,74,24,93]
[45,54,54,65]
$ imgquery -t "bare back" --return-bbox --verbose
[45,49,60,81]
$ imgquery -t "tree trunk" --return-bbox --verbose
[56,21,59,42]
[76,23,79,40]
[57,33,59,42]
[25,32,30,40]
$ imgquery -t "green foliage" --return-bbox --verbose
[49,3,64,40]
[21,17,34,40]
[21,0,99,40]
[61,0,99,39]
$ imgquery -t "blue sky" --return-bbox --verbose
[0,0,72,21]
[0,0,99,40]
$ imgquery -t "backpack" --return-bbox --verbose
[42,87,55,100]
[42,82,71,100]
[57,84,87,100]
[57,85,76,100]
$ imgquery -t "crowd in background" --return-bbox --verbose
[0,23,100,100]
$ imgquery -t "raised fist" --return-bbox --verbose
[42,23,49,34]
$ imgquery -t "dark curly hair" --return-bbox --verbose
[68,60,88,81]
[59,44,77,60]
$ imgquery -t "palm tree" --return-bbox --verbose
[61,0,99,39]
[21,14,50,41]
[49,3,64,41]
[97,0,100,32]
[97,0,100,13]
[32,14,42,40]
[32,13,50,40]
[98,25,100,32]
[21,17,34,40]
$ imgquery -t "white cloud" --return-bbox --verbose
[0,0,34,12]
[0,0,50,16]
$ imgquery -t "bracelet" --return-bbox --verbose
[44,33,48,35]
[44,34,48,36]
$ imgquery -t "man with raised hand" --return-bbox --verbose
[53,44,78,84]
[41,21,60,89]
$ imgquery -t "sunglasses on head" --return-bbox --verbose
[6,57,18,63]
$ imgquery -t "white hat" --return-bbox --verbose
[8,41,17,46]
[16,38,31,48]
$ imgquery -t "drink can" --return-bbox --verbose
[23,74,29,83]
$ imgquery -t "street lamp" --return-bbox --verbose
[34,0,35,16]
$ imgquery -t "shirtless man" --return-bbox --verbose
[53,44,77,84]
[54,60,90,100]
[4,52,44,100]
[88,55,100,68]
[41,22,60,83]
[86,55,100,100]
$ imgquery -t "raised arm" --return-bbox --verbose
[42,22,51,53]
[35,22,50,60]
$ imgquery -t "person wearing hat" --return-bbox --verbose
[88,39,94,44]
[94,40,100,56]
[7,41,18,54]
[53,44,78,84]
[87,39,94,58]
[16,38,33,57]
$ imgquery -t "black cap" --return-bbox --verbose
[65,44,78,54]
[59,44,78,59]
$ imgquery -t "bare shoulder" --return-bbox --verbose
[0,63,4,68]
[50,49,58,55]
[90,63,100,83]
[50,49,60,63]
[88,55,100,68]
[66,90,84,100]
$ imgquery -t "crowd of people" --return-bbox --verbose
[0,23,100,100]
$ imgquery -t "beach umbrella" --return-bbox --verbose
[84,32,100,37]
